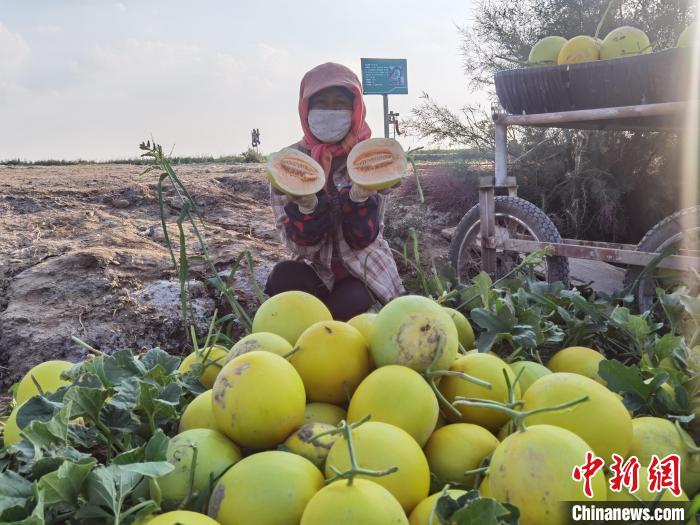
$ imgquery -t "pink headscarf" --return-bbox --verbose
[297,62,372,180]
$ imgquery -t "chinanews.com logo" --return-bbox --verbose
[569,504,685,523]
[568,451,686,523]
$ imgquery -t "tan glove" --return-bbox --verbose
[349,184,377,203]
[291,194,318,214]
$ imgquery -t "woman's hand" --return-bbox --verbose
[282,193,331,247]
[290,194,319,214]
[339,186,380,250]
[349,184,376,203]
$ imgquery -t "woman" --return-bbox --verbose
[265,62,404,321]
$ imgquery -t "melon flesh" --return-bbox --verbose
[347,138,406,190]
[600,26,651,60]
[558,36,601,65]
[529,36,568,66]
[267,148,325,197]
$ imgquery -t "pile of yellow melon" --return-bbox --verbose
[4,291,697,525]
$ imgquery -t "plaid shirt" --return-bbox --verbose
[270,147,404,304]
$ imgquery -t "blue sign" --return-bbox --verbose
[361,58,408,95]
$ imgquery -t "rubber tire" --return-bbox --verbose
[449,196,570,285]
[624,206,700,313]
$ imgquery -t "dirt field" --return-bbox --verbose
[0,161,461,389]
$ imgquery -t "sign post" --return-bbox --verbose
[382,94,389,138]
[360,58,408,138]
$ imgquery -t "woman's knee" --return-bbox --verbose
[326,278,374,321]
[265,260,326,298]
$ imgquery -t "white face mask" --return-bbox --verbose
[308,109,353,144]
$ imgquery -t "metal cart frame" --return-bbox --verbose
[479,101,700,276]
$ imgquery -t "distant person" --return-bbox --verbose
[264,62,404,320]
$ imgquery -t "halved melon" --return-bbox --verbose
[267,148,325,197]
[347,138,406,190]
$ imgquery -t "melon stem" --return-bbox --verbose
[428,370,492,388]
[321,419,398,486]
[504,367,524,405]
[283,347,301,359]
[71,335,107,356]
[121,500,159,521]
[309,415,371,442]
[30,374,45,397]
[595,0,618,40]
[463,466,489,477]
[430,379,463,419]
[453,395,589,433]
[178,443,199,510]
[151,478,163,505]
[197,338,226,381]
[473,455,491,489]
[423,335,493,418]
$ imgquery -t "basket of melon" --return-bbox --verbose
[494,23,696,115]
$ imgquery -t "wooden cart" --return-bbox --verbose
[448,100,700,308]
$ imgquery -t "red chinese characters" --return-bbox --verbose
[572,451,605,498]
[609,454,641,494]
[572,453,682,498]
[648,454,682,497]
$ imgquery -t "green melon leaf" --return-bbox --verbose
[433,490,520,525]
[16,397,61,430]
[450,498,513,524]
[63,386,105,422]
[0,471,33,520]
[0,483,44,525]
[140,347,181,376]
[38,458,96,506]
[119,461,174,478]
[598,359,650,411]
[112,448,146,466]
[21,402,72,450]
[78,464,143,522]
[144,430,170,462]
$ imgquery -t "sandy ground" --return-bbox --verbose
[0,161,459,390]
[0,163,286,388]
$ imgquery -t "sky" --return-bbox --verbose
[0,0,486,161]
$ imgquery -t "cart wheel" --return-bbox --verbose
[449,196,569,284]
[624,205,700,313]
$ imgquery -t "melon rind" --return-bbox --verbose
[600,26,652,60]
[558,35,601,65]
[347,138,406,191]
[528,36,568,66]
[267,148,326,197]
